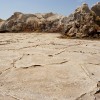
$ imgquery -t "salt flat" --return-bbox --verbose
[0,33,100,100]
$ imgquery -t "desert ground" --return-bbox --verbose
[0,33,100,100]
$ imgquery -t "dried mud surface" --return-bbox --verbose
[0,33,100,100]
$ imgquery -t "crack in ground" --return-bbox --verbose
[70,51,99,55]
[75,81,100,100]
[0,93,20,100]
[54,43,85,56]
[88,63,100,66]
[0,42,10,45]
[47,60,68,65]
[6,94,20,100]
[19,60,68,69]
[0,54,25,76]
[80,65,95,82]
[55,50,66,55]
[0,43,82,51]
[75,93,87,100]
[0,68,11,76]
[12,54,25,68]
[0,43,50,51]
[16,43,68,50]
[0,39,17,45]
[21,64,43,69]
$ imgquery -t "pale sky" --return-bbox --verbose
[0,0,99,19]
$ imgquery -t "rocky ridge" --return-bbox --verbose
[0,12,64,33]
[0,2,100,38]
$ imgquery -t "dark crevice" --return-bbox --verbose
[22,65,43,69]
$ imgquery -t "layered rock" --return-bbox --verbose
[63,3,100,38]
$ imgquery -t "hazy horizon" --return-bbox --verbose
[0,0,99,19]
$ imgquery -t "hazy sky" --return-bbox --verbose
[0,0,99,19]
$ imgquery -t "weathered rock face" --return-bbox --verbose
[0,2,100,38]
[91,2,100,16]
[0,12,64,33]
[63,3,100,38]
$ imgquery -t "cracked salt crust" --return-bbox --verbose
[0,33,100,100]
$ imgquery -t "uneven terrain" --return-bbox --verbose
[0,33,100,100]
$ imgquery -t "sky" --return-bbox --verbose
[0,0,99,19]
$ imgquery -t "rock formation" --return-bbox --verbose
[91,2,100,16]
[0,2,100,38]
[0,12,64,33]
[63,3,100,38]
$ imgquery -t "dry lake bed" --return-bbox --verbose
[0,33,100,100]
